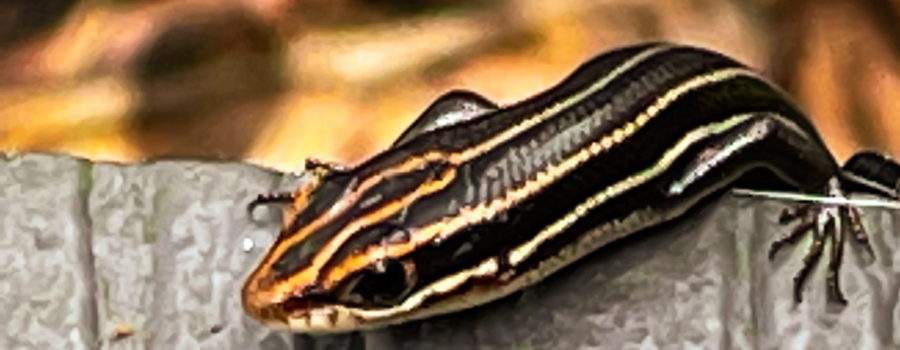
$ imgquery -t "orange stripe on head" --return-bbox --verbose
[318,161,579,288]
[266,166,459,300]
[281,166,330,227]
[245,152,449,298]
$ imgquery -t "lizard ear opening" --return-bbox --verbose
[336,258,418,307]
[392,90,498,148]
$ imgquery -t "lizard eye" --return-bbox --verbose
[337,259,417,307]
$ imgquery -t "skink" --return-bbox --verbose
[242,42,896,333]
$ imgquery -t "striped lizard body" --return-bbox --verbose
[242,43,886,332]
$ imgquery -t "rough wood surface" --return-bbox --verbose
[1,153,898,349]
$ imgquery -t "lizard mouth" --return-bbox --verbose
[242,270,374,332]
[277,296,375,333]
[281,295,333,315]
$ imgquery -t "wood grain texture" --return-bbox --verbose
[1,153,898,349]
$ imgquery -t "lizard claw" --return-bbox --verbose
[770,178,872,304]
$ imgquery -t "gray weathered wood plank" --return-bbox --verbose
[1,153,898,349]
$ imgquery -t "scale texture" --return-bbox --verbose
[1,153,898,350]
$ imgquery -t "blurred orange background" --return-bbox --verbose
[1,0,898,172]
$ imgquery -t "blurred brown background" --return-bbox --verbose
[1,0,898,172]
